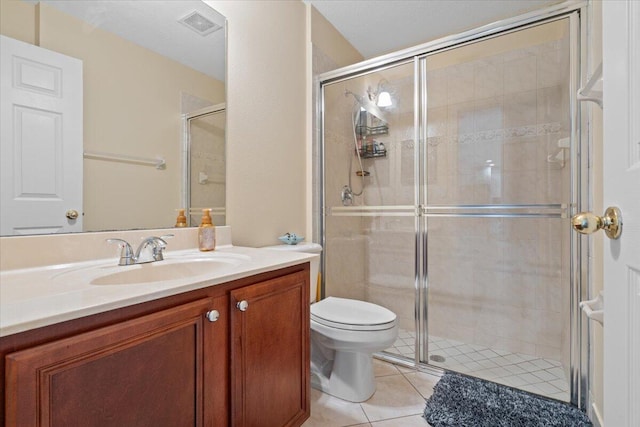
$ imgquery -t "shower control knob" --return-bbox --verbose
[205,310,220,322]
[571,206,622,240]
[236,300,249,312]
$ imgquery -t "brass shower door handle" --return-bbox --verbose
[571,206,622,240]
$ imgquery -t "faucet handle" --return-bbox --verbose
[133,236,168,263]
[106,238,135,266]
[154,234,175,260]
[153,236,169,261]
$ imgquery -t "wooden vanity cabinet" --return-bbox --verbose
[5,298,224,426]
[1,264,309,427]
[230,270,310,427]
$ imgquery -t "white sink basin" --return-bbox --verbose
[52,252,250,286]
[90,258,235,285]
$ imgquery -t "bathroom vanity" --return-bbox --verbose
[0,230,314,427]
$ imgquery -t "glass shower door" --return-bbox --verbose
[320,12,580,405]
[322,61,419,363]
[422,17,574,401]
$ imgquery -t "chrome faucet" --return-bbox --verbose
[106,235,172,266]
[134,236,168,263]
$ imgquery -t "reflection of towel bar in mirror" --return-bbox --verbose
[188,207,226,217]
[83,151,166,169]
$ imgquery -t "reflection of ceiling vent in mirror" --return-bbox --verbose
[179,11,222,36]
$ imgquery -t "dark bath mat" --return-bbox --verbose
[423,372,592,427]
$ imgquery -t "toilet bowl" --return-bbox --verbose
[310,296,397,402]
[263,243,398,402]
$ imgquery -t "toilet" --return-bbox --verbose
[263,243,398,402]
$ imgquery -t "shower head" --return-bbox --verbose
[344,89,388,122]
[344,89,363,102]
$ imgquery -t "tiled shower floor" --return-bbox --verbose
[386,329,570,402]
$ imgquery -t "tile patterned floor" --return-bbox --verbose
[302,359,438,427]
[387,329,570,402]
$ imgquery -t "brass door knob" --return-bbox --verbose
[571,206,622,239]
[65,209,79,220]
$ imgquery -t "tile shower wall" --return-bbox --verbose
[427,217,570,361]
[423,32,571,366]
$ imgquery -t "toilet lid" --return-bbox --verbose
[311,297,396,331]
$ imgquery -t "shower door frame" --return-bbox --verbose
[316,0,591,409]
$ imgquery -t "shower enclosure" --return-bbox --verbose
[183,104,226,226]
[318,3,589,406]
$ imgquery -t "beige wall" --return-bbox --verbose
[309,4,364,243]
[310,7,363,68]
[0,0,224,232]
[0,0,35,44]
[207,0,307,247]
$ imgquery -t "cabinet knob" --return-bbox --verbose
[236,300,249,312]
[205,309,220,322]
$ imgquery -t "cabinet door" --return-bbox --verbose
[230,270,310,427]
[204,294,229,426]
[6,298,215,427]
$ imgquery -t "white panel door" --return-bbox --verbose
[602,2,640,426]
[0,35,83,235]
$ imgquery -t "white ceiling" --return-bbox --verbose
[38,0,561,82]
[38,0,225,81]
[306,0,560,59]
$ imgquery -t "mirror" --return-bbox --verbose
[0,0,226,236]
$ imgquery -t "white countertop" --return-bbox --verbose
[0,245,317,337]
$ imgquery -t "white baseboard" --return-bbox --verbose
[590,402,604,427]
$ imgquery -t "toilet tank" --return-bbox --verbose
[262,243,322,303]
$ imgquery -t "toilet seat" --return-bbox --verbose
[311,297,396,331]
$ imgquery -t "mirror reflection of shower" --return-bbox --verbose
[183,103,226,226]
[342,88,390,206]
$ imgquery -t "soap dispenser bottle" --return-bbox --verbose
[175,209,187,227]
[198,209,216,251]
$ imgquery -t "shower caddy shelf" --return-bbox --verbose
[356,124,388,158]
[356,124,389,136]
[356,110,389,158]
[356,147,387,159]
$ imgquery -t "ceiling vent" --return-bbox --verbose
[179,11,222,36]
